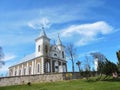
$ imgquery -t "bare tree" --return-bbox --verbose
[76,61,81,78]
[0,46,5,68]
[76,61,81,73]
[66,43,76,73]
[84,56,91,70]
[84,56,91,80]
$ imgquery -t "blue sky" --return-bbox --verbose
[0,0,120,75]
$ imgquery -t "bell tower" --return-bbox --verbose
[35,26,50,57]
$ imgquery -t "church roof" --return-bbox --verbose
[20,53,35,62]
[40,26,47,37]
[12,53,36,66]
[35,25,50,41]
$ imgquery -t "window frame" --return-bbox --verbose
[37,63,40,73]
[38,45,40,52]
[62,51,64,58]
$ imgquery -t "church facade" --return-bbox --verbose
[8,27,67,76]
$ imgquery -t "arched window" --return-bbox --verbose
[10,69,13,76]
[62,51,64,58]
[15,70,17,76]
[54,53,57,56]
[24,68,26,75]
[45,45,48,53]
[38,64,40,73]
[38,45,40,52]
[29,66,31,75]
[19,69,21,75]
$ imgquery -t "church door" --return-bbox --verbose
[46,62,50,73]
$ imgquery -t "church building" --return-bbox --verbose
[9,27,67,76]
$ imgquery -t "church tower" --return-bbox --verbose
[56,34,66,60]
[35,26,50,57]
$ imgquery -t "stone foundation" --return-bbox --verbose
[0,73,64,86]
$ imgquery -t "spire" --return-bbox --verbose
[40,24,47,37]
[35,24,50,42]
[56,33,62,45]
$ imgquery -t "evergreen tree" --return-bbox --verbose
[98,58,118,80]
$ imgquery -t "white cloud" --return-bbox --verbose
[28,22,36,29]
[61,21,113,46]
[0,0,105,47]
[28,17,51,30]
[0,64,10,76]
[0,65,9,72]
[0,54,16,75]
[0,34,36,46]
[3,54,16,61]
[25,0,104,29]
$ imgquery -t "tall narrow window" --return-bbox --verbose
[10,69,13,76]
[46,62,50,73]
[38,64,40,73]
[24,68,26,75]
[15,71,17,76]
[45,45,48,53]
[62,51,64,58]
[29,66,31,75]
[38,45,40,52]
[19,69,21,75]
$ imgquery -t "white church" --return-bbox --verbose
[9,26,67,76]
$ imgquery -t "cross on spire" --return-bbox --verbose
[40,24,47,37]
[41,24,45,30]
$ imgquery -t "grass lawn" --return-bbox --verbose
[0,78,120,90]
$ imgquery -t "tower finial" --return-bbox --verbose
[56,33,62,45]
[41,23,45,30]
[58,33,60,39]
[40,24,47,37]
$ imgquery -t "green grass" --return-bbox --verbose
[0,78,120,90]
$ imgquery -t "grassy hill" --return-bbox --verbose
[0,78,120,90]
